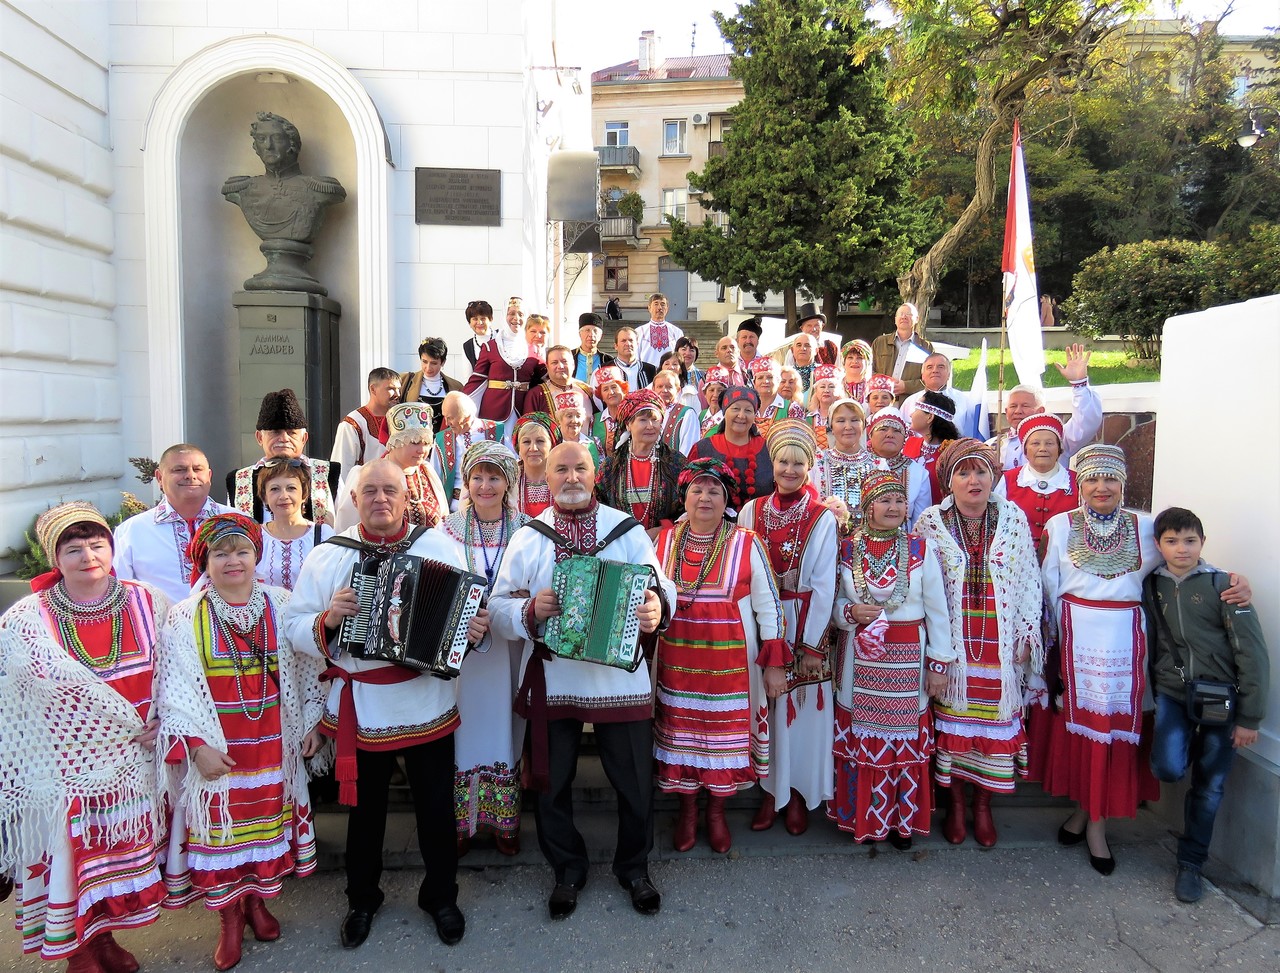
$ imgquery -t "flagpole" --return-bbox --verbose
[997,311,1007,434]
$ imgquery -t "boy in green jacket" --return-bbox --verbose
[1143,507,1270,904]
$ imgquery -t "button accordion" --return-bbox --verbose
[544,556,655,672]
[337,553,486,679]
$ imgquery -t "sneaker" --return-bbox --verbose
[1175,865,1203,903]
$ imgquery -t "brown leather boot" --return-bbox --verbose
[972,787,998,847]
[673,792,698,852]
[244,893,281,942]
[751,791,777,831]
[213,899,247,971]
[705,795,731,853]
[92,932,139,973]
[943,784,967,845]
[784,790,809,836]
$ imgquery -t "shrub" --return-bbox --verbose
[616,191,645,224]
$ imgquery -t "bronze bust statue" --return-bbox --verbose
[222,112,347,294]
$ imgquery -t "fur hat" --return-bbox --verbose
[256,389,307,431]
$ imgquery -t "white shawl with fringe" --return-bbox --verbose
[912,496,1044,721]
[0,583,169,874]
[155,585,330,842]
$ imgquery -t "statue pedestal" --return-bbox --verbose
[234,291,341,465]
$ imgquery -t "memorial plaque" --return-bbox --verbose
[415,167,501,227]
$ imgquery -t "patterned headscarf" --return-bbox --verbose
[811,364,839,386]
[720,385,760,412]
[678,457,742,513]
[515,411,561,447]
[867,374,896,396]
[36,501,111,567]
[462,440,520,492]
[700,365,731,391]
[861,470,907,510]
[866,407,907,437]
[936,438,998,494]
[747,356,777,377]
[592,365,628,395]
[616,388,665,428]
[386,402,435,448]
[841,339,873,363]
[187,512,262,583]
[766,418,818,465]
[1074,443,1127,483]
[553,389,586,413]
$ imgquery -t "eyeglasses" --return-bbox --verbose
[263,458,306,469]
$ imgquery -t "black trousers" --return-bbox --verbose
[345,735,458,912]
[535,718,654,886]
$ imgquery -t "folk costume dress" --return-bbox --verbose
[517,472,553,519]
[862,452,931,529]
[913,497,1043,793]
[0,580,169,961]
[902,434,948,506]
[738,490,839,810]
[652,522,788,796]
[462,329,547,425]
[596,441,686,531]
[157,584,327,910]
[661,404,701,455]
[433,419,506,511]
[258,522,335,590]
[993,462,1078,553]
[830,530,952,840]
[688,433,774,506]
[1038,508,1161,819]
[437,508,529,844]
[813,446,873,531]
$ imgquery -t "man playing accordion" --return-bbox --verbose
[490,442,675,921]
[283,459,489,950]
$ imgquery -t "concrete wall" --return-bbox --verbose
[1150,295,1280,897]
[0,0,121,561]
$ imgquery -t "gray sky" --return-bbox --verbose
[584,1,1275,72]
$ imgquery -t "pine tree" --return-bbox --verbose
[664,0,933,323]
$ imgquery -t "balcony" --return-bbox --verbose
[708,140,726,158]
[595,144,641,178]
[600,216,645,248]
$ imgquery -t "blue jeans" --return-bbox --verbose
[1150,692,1237,869]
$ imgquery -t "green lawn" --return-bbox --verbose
[948,348,1160,391]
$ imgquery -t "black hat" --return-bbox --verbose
[578,312,603,329]
[797,302,825,326]
[256,389,308,431]
[736,316,762,337]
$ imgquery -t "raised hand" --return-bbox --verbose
[1051,343,1091,383]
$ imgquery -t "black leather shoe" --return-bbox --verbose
[1057,819,1086,846]
[340,908,376,948]
[1089,850,1116,876]
[428,903,465,945]
[548,883,579,919]
[887,832,913,851]
[618,874,661,915]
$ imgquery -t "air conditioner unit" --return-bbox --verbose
[691,112,709,126]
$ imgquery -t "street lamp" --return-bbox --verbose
[1237,106,1279,149]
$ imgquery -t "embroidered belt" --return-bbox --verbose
[488,380,529,391]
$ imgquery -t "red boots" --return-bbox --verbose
[943,784,967,844]
[93,933,139,973]
[66,945,106,973]
[214,899,246,971]
[244,894,280,942]
[783,790,809,836]
[673,793,698,852]
[972,788,998,847]
[750,791,777,831]
[705,795,731,853]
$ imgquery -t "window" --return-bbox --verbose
[661,188,688,222]
[604,256,628,292]
[604,187,623,218]
[604,121,629,146]
[663,119,687,155]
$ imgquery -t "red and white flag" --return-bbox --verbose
[1001,118,1045,389]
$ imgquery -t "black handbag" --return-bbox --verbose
[1150,575,1238,727]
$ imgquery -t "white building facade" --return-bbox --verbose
[0,0,592,564]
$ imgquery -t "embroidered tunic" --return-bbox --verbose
[1037,508,1161,819]
[0,583,169,960]
[993,464,1077,551]
[258,523,335,590]
[652,526,787,795]
[738,492,839,809]
[830,534,952,840]
[437,510,529,841]
[331,406,390,473]
[226,456,341,527]
[159,587,325,909]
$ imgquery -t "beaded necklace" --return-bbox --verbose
[761,491,809,577]
[1068,507,1139,578]
[624,448,657,526]
[205,585,273,721]
[943,502,997,662]
[669,520,733,610]
[464,508,511,590]
[42,577,130,673]
[519,474,550,513]
[850,525,911,611]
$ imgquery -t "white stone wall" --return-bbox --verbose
[0,0,120,566]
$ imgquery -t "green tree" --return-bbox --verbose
[664,0,933,324]
[870,0,1147,327]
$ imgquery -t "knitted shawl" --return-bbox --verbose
[912,496,1044,720]
[0,583,169,873]
[155,585,330,842]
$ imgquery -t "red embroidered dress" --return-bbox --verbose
[653,527,788,796]
[164,599,316,909]
[11,583,166,960]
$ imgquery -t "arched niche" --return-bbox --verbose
[142,35,391,466]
